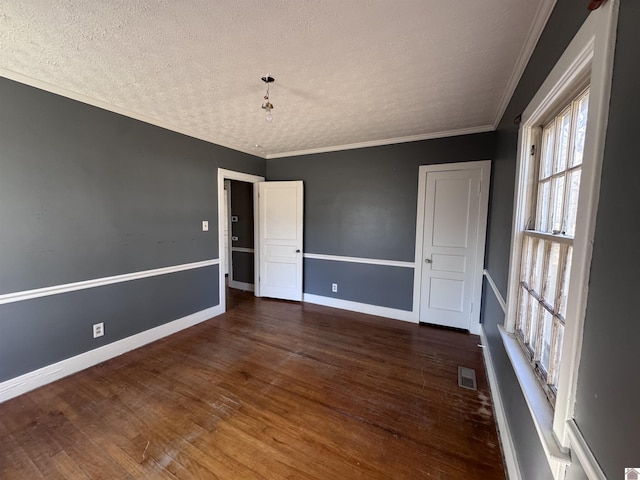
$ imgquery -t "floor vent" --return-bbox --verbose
[458,366,477,391]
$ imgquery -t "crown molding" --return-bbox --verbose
[1,68,496,161]
[265,125,495,159]
[492,0,558,128]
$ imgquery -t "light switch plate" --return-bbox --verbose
[202,220,209,231]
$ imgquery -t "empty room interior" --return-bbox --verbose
[1,1,638,479]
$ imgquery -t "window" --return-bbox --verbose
[500,2,617,477]
[515,88,589,406]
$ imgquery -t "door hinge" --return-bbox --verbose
[471,302,473,313]
[530,144,536,156]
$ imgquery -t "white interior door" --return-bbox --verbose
[258,181,303,301]
[419,167,485,330]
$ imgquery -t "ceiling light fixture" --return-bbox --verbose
[261,75,275,122]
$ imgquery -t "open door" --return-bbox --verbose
[257,181,303,301]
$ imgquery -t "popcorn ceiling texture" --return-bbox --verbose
[0,1,544,158]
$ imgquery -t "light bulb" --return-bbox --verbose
[265,111,273,122]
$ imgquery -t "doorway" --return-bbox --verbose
[217,169,264,313]
[226,179,256,292]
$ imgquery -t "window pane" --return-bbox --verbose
[536,180,551,231]
[541,310,553,372]
[540,123,555,179]
[520,235,533,284]
[543,243,561,306]
[549,320,564,387]
[571,93,590,167]
[564,168,581,237]
[531,239,545,293]
[550,176,565,233]
[517,286,529,335]
[559,246,573,319]
[555,109,572,173]
[528,296,540,351]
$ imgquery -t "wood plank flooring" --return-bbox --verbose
[0,289,506,479]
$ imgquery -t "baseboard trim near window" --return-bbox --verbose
[0,304,223,404]
[480,326,522,480]
[483,270,507,314]
[566,420,606,480]
[303,293,416,323]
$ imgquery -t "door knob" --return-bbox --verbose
[296,249,301,253]
[425,258,432,263]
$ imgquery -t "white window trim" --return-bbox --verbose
[503,1,618,478]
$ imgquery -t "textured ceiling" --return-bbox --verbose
[0,1,555,159]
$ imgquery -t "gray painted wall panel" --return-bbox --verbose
[0,265,218,381]
[0,76,263,294]
[268,134,495,311]
[0,76,262,384]
[230,180,254,249]
[229,180,255,284]
[267,134,495,262]
[231,251,255,284]
[573,1,640,475]
[304,259,413,311]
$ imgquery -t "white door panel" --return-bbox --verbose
[420,168,482,330]
[258,181,303,301]
[431,177,473,248]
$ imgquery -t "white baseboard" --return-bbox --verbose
[303,293,417,323]
[0,304,224,404]
[480,326,522,480]
[228,280,255,292]
[566,420,606,480]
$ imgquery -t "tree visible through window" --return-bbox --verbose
[515,87,589,406]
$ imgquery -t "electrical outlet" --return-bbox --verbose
[93,322,104,338]
[202,220,209,231]
[332,283,338,293]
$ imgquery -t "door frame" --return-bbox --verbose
[412,160,491,334]
[217,168,265,313]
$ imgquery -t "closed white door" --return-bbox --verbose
[419,168,483,330]
[258,181,303,301]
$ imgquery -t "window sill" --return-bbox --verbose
[498,325,571,473]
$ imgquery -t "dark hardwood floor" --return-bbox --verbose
[0,289,506,479]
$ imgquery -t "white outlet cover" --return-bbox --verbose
[93,322,104,338]
[202,220,209,231]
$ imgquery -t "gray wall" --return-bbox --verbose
[573,0,640,474]
[267,134,496,309]
[229,180,255,285]
[0,77,264,381]
[483,0,640,478]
